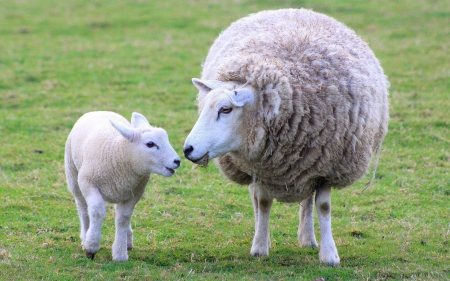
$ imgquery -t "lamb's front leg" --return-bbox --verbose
[249,183,273,257]
[112,185,145,262]
[316,186,340,266]
[298,194,318,248]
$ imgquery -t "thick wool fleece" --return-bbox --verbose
[198,9,389,202]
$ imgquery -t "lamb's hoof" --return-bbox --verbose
[86,252,96,260]
[127,246,133,252]
[250,247,269,257]
[324,260,340,267]
[319,246,340,266]
[319,255,340,267]
[251,252,268,257]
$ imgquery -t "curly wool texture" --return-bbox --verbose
[198,9,389,202]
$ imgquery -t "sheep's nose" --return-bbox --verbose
[183,145,194,158]
[174,159,181,168]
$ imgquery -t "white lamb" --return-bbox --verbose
[184,9,389,266]
[65,111,181,261]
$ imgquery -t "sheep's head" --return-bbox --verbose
[183,78,255,165]
[110,112,181,177]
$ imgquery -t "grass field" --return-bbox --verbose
[1,0,449,280]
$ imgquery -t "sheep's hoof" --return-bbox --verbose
[86,252,96,260]
[250,247,269,257]
[300,241,319,248]
[127,246,133,251]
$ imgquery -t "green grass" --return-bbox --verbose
[1,0,449,280]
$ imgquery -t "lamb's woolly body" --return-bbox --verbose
[199,9,389,202]
[67,112,147,202]
[65,111,180,261]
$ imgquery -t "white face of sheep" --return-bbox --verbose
[110,112,181,177]
[183,78,254,165]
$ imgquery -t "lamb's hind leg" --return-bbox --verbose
[66,168,89,244]
[316,186,340,266]
[298,194,318,248]
[75,197,89,244]
[249,183,273,257]
[80,183,106,260]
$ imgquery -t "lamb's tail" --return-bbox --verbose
[364,143,383,190]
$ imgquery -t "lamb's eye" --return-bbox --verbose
[219,107,232,114]
[146,142,157,148]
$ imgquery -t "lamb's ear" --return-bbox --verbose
[110,119,138,143]
[192,78,224,94]
[131,112,150,128]
[225,88,254,107]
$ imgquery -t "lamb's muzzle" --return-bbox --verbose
[165,159,181,174]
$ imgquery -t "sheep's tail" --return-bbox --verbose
[364,143,383,191]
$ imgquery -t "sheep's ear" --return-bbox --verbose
[131,112,150,128]
[192,78,224,94]
[225,88,254,107]
[110,119,138,142]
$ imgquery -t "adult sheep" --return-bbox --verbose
[65,111,181,261]
[183,8,389,266]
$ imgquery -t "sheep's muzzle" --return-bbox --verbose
[195,153,209,168]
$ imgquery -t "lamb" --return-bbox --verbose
[183,8,389,266]
[65,111,181,261]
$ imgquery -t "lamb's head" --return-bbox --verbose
[183,78,255,165]
[110,112,181,177]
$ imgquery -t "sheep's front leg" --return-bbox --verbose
[82,186,106,260]
[298,194,318,248]
[112,185,146,262]
[249,183,273,257]
[316,186,340,266]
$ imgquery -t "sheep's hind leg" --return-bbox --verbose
[81,185,106,260]
[112,184,146,262]
[316,186,340,266]
[298,194,318,248]
[249,183,273,257]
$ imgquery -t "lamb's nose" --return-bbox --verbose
[183,145,194,158]
[174,159,181,168]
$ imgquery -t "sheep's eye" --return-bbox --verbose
[219,107,232,114]
[146,142,157,149]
